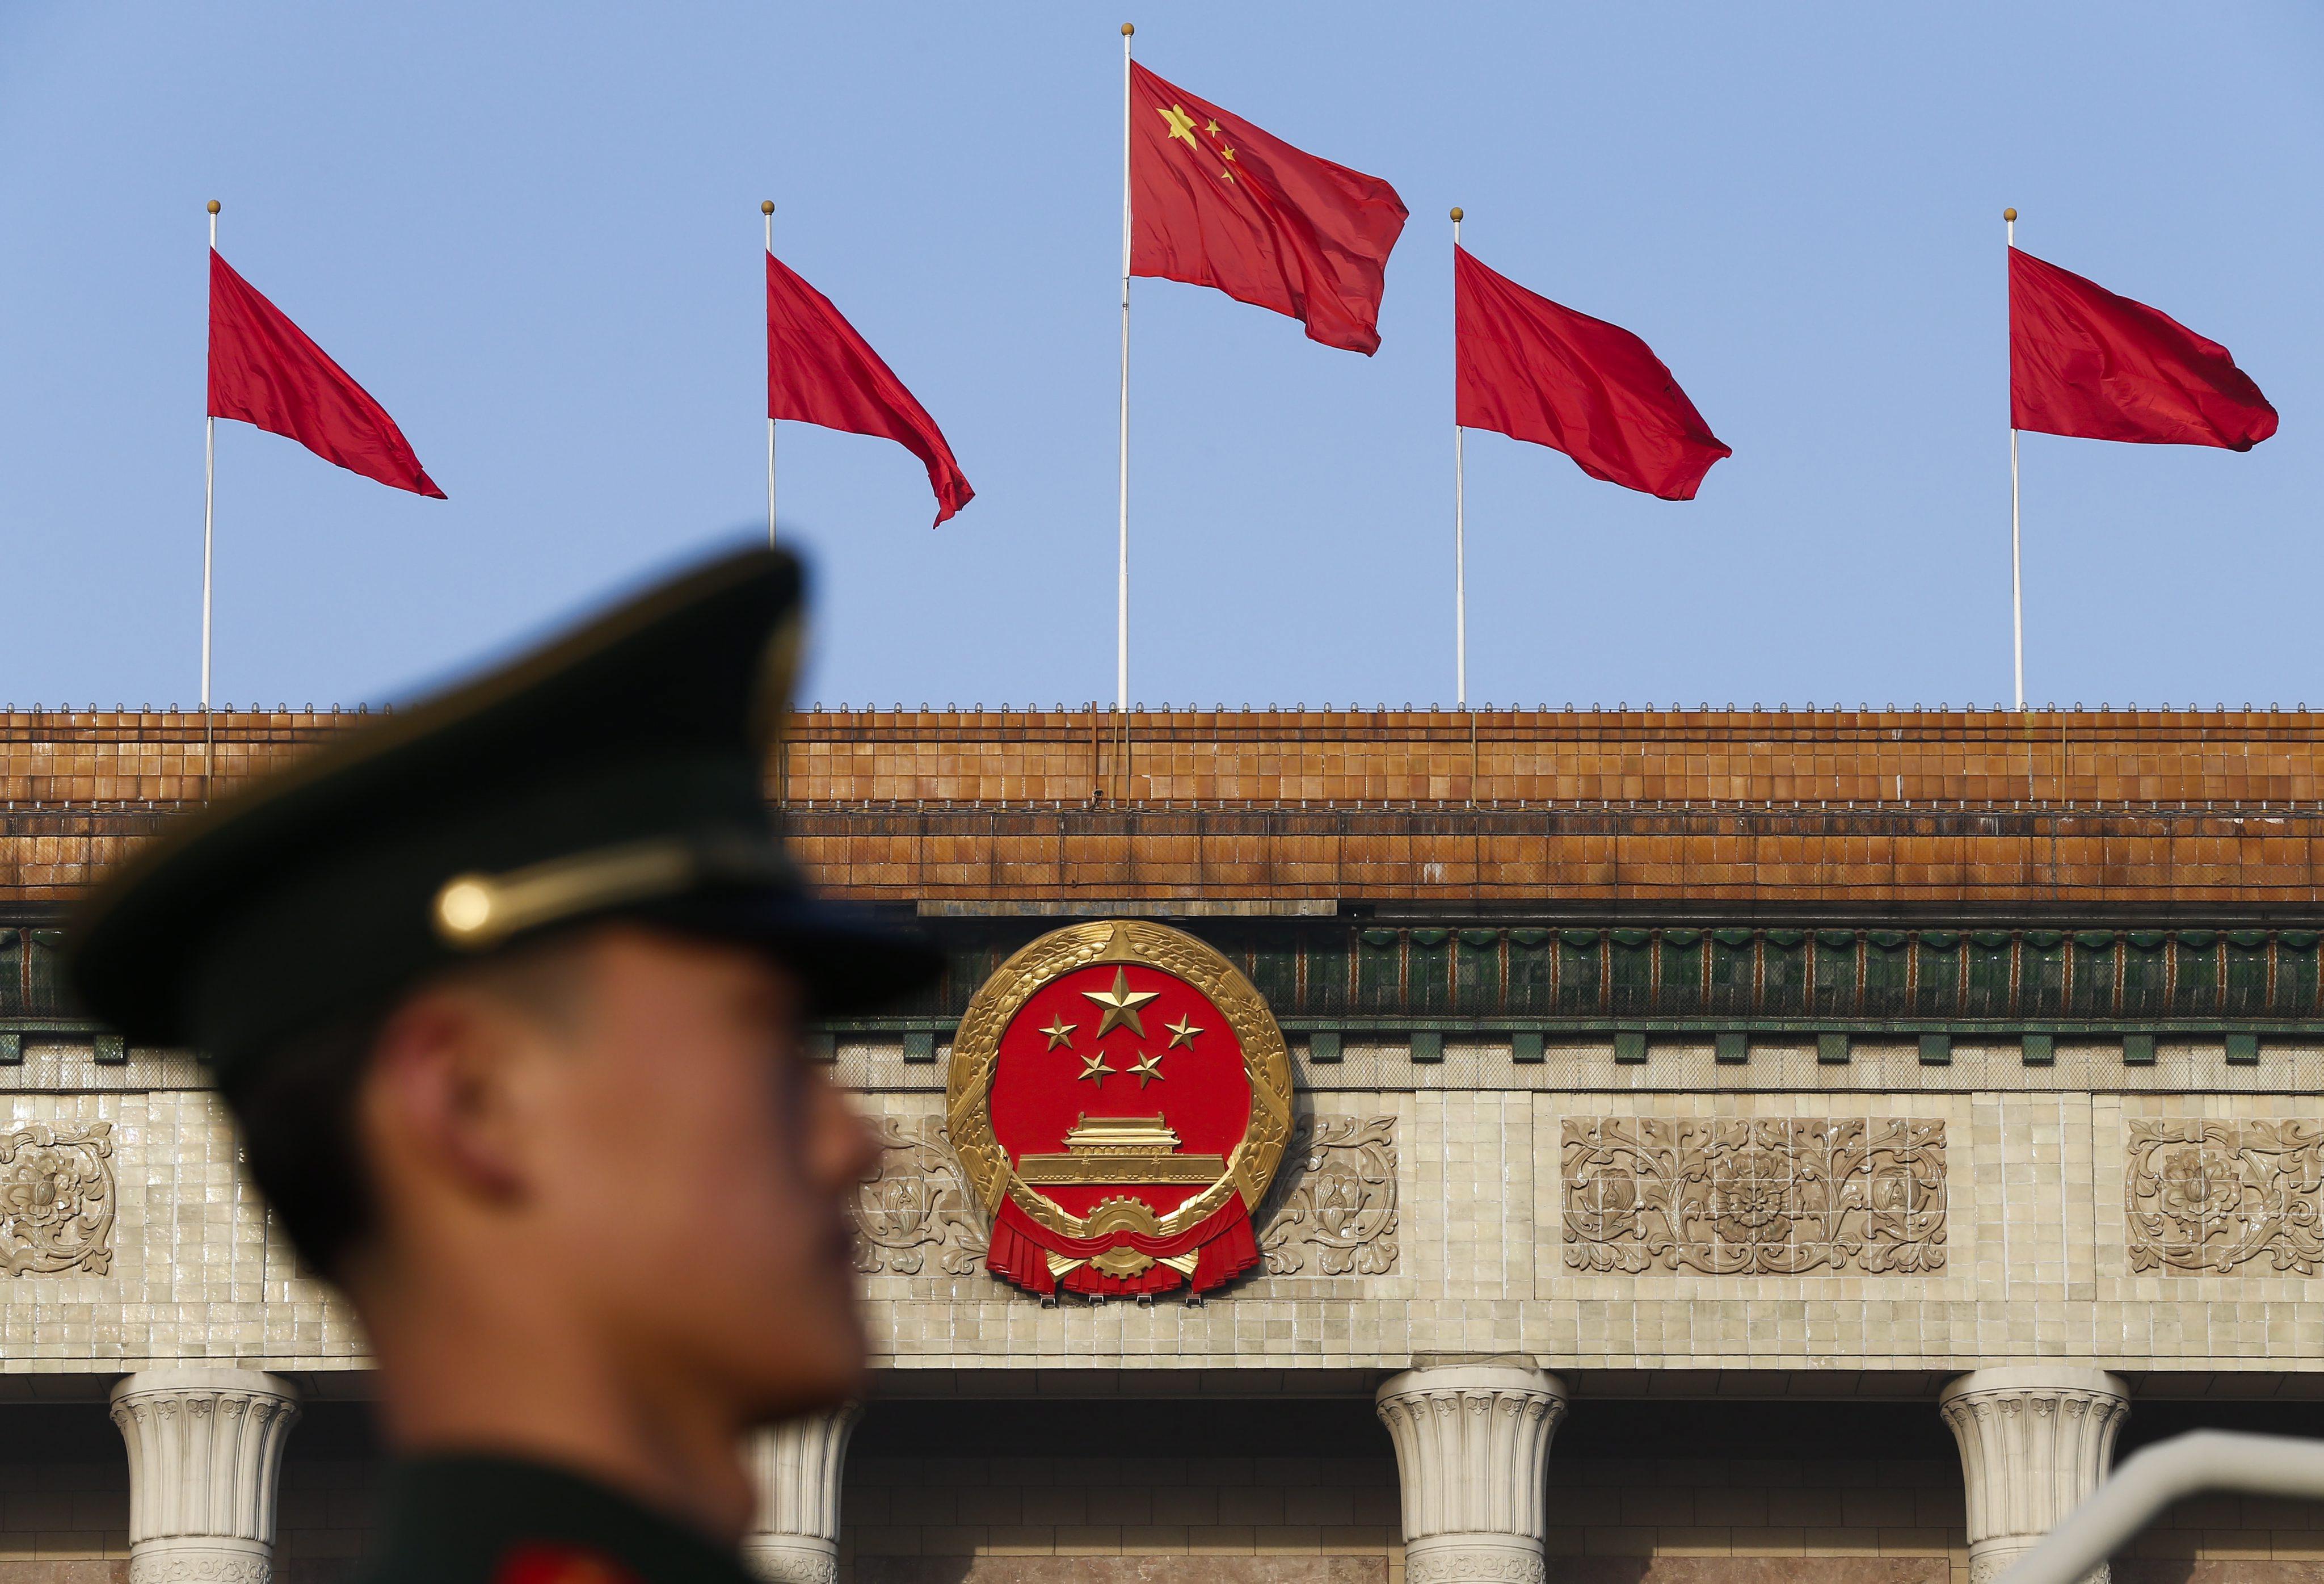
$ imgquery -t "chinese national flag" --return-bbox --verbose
[208,251,445,497]
[1454,246,1730,501]
[1130,61,1407,355]
[2010,248,2277,451]
[766,251,974,528]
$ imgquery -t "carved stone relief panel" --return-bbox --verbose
[2127,1119,2324,1275]
[1261,1115,1399,1276]
[849,1115,988,1276]
[0,1120,114,1276]
[1562,1116,1946,1275]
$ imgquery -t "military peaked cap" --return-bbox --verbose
[68,547,938,1075]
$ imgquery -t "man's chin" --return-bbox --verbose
[740,1318,868,1425]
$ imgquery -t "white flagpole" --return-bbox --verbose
[2006,206,2022,711]
[203,200,218,720]
[1117,22,1134,716]
[763,199,777,549]
[1451,206,1466,709]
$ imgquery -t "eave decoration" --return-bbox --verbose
[946,920,1293,1298]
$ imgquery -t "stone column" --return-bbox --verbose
[1940,1366,2131,1584]
[1375,1360,1568,1584]
[740,1403,862,1584]
[110,1368,302,1584]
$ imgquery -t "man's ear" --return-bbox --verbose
[363,988,539,1205]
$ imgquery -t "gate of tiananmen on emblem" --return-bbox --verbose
[946,920,1294,1297]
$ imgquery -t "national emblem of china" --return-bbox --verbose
[946,920,1293,1298]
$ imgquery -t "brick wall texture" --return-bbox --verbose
[0,1422,2314,1584]
[10,709,2324,909]
[838,1451,2324,1584]
[7,707,2323,809]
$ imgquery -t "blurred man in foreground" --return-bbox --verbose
[70,549,934,1584]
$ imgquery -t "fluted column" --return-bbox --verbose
[1375,1360,1567,1584]
[740,1403,862,1584]
[1940,1367,2131,1584]
[110,1368,302,1584]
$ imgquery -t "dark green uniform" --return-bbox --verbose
[353,1459,761,1584]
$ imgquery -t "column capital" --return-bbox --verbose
[741,1403,862,1584]
[1375,1361,1568,1584]
[110,1368,302,1584]
[1940,1367,2130,1584]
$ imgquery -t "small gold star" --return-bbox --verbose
[1129,1050,1165,1088]
[1220,169,1235,183]
[1082,968,1160,1040]
[1039,1016,1076,1051]
[1221,146,1235,161]
[1205,119,1220,136]
[1078,1051,1117,1085]
[1165,1015,1203,1049]
[1157,103,1200,149]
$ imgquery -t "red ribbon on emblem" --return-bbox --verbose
[986,1195,1260,1298]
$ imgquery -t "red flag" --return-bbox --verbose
[1454,246,1730,501]
[765,252,973,528]
[2010,248,2277,451]
[207,251,444,498]
[1130,62,1407,355]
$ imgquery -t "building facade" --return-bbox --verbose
[4,706,2324,1584]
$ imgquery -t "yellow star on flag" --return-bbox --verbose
[1205,119,1220,136]
[1164,1014,1202,1049]
[1129,1050,1165,1088]
[1157,103,1200,149]
[1082,968,1159,1040]
[1078,1051,1117,1085]
[1039,1016,1076,1051]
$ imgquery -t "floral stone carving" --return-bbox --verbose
[1261,1115,1399,1276]
[2127,1119,2324,1275]
[1,1120,115,1276]
[848,1115,988,1276]
[1563,1116,1946,1275]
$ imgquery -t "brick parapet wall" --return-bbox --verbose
[6,710,2324,912]
[783,707,2324,808]
[6,707,2323,810]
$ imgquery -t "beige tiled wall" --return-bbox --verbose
[9,1082,2324,1376]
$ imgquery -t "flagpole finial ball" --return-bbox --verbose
[206,200,220,215]
[1121,22,1134,35]
[760,200,774,215]
[2003,208,2017,221]
[1450,207,1463,222]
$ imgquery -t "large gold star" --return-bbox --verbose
[1081,968,1159,1040]
[1157,103,1200,149]
[1039,1015,1076,1051]
[1129,1050,1165,1088]
[1164,1014,1203,1049]
[1078,1051,1117,1086]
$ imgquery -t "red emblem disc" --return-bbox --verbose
[947,921,1293,1298]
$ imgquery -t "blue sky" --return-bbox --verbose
[2,4,2318,713]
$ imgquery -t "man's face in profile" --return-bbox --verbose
[512,928,878,1419]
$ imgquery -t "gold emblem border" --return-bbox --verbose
[945,920,1294,1243]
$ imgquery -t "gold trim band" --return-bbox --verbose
[1014,1153,1228,1185]
[432,840,700,950]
